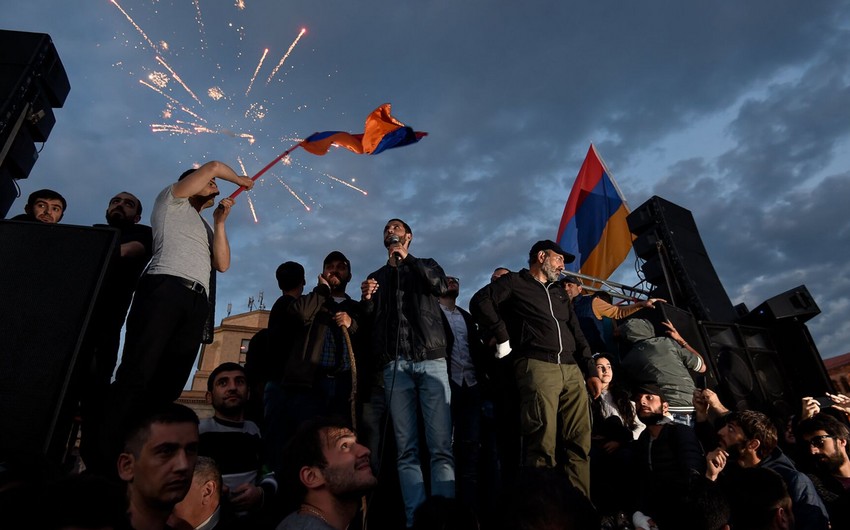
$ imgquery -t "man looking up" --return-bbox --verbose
[10,188,66,223]
[108,162,253,467]
[471,240,601,499]
[277,418,378,530]
[360,218,453,527]
[198,362,277,521]
[705,410,829,530]
[80,191,154,475]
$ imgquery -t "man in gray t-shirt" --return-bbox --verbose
[99,162,253,475]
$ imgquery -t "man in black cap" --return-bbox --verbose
[470,240,601,499]
[266,253,361,477]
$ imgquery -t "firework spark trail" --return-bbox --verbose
[109,0,158,51]
[235,0,246,9]
[275,175,311,211]
[150,124,195,134]
[266,28,306,84]
[155,56,203,106]
[236,157,248,176]
[192,0,207,50]
[139,80,207,122]
[291,159,368,195]
[236,156,260,222]
[245,193,259,223]
[245,48,269,96]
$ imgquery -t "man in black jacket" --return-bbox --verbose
[360,218,453,528]
[470,239,601,499]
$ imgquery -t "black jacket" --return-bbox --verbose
[281,284,361,388]
[361,254,448,366]
[470,269,593,374]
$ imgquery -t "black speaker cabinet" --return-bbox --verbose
[0,221,116,462]
[697,322,825,420]
[745,285,821,324]
[627,196,736,323]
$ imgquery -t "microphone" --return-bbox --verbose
[387,235,402,261]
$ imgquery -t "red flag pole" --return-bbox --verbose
[229,142,302,199]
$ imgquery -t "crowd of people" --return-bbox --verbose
[2,167,850,530]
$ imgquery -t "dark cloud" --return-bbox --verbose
[5,1,850,361]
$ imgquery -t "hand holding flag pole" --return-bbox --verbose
[229,103,427,200]
[228,143,300,200]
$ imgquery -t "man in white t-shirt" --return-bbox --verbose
[106,162,252,471]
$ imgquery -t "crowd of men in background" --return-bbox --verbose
[2,178,850,530]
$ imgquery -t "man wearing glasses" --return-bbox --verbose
[705,410,829,529]
[797,413,850,528]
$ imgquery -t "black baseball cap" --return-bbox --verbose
[323,251,350,269]
[529,240,576,264]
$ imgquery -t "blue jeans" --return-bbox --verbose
[384,358,455,526]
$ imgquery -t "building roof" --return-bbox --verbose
[823,351,850,370]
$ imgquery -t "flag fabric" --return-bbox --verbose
[300,103,427,156]
[556,144,632,280]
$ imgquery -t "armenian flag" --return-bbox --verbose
[556,144,632,280]
[300,103,427,156]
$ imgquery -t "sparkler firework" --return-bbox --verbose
[107,0,366,218]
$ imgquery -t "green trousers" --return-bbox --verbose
[515,357,591,498]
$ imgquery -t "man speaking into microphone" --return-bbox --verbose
[360,218,455,527]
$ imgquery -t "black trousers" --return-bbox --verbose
[89,275,208,475]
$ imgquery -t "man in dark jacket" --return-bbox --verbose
[470,239,601,499]
[706,410,829,530]
[632,384,705,528]
[360,218,453,527]
[797,413,850,529]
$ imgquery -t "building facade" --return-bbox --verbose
[178,309,269,418]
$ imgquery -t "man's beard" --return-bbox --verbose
[106,211,133,227]
[724,441,746,461]
[445,287,459,298]
[322,461,377,499]
[638,412,665,425]
[541,261,561,282]
[814,451,845,474]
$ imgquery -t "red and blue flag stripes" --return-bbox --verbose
[556,144,632,280]
[300,103,427,156]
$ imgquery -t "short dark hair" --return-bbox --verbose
[114,191,143,216]
[797,413,850,443]
[27,188,66,211]
[276,261,305,291]
[207,362,246,392]
[178,168,197,181]
[121,402,199,456]
[726,410,778,459]
[386,218,411,234]
[281,417,351,503]
[727,467,790,530]
[192,456,222,499]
